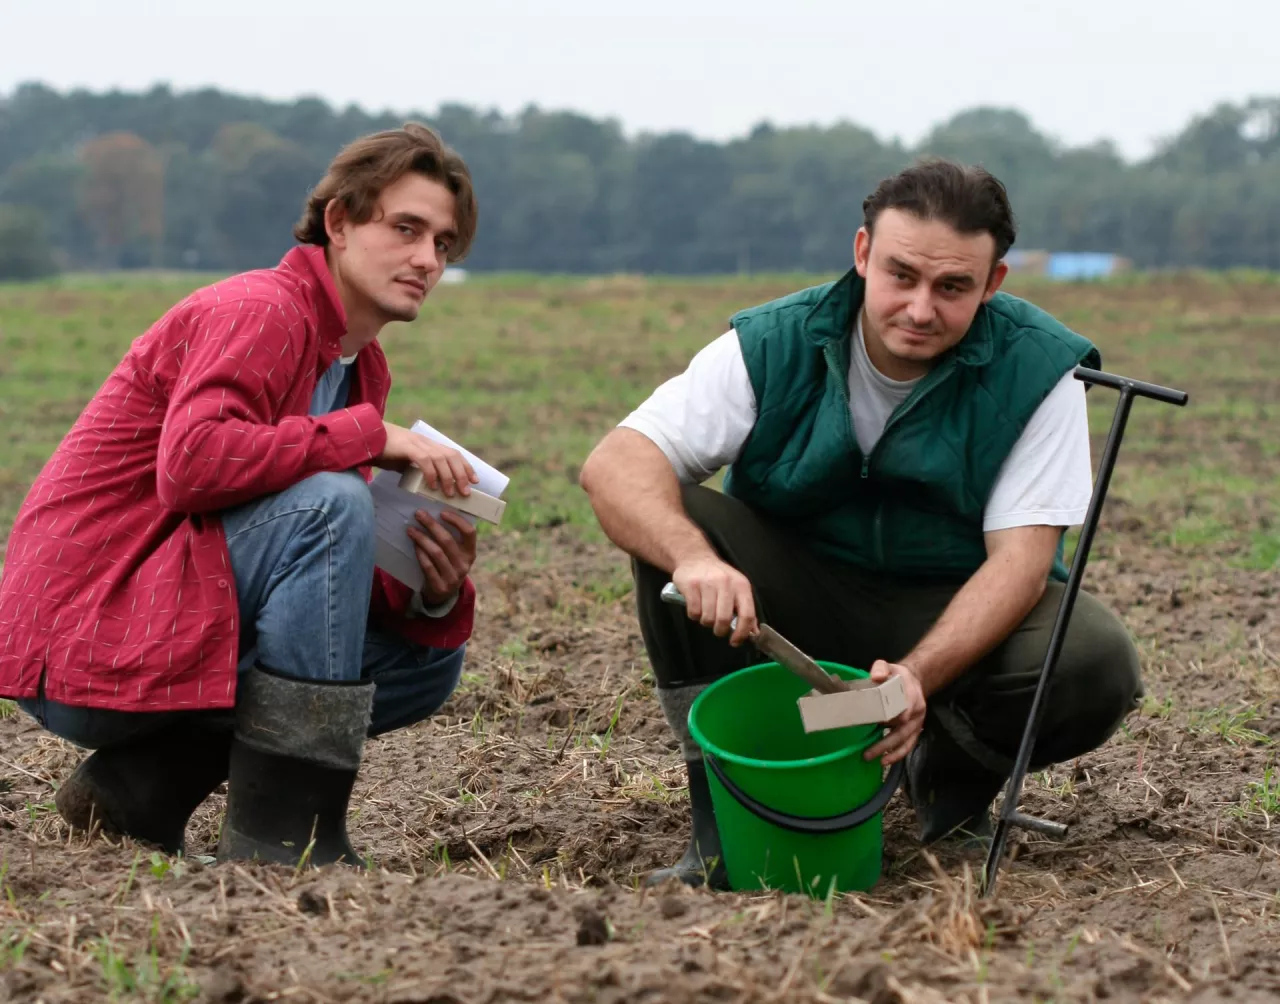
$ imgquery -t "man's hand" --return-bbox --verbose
[407,510,477,606]
[863,660,927,766]
[376,422,478,497]
[671,557,758,646]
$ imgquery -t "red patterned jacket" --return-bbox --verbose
[0,245,475,711]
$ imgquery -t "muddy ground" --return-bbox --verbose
[2,520,1276,1004]
[0,274,1278,1002]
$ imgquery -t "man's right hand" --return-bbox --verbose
[375,422,479,497]
[671,557,758,646]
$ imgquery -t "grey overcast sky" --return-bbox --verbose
[3,0,1277,160]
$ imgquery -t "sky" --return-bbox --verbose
[3,0,1277,161]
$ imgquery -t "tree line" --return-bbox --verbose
[1,82,1278,280]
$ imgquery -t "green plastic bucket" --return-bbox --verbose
[687,661,902,896]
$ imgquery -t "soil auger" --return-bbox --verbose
[981,365,1189,898]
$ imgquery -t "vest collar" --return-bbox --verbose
[801,267,996,369]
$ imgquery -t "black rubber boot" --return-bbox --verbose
[55,724,232,855]
[905,723,1005,849]
[645,759,729,890]
[217,667,374,868]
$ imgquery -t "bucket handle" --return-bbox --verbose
[704,754,904,835]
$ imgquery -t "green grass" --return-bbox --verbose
[1188,705,1274,747]
[1243,530,1280,570]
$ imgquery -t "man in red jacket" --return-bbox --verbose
[0,123,482,866]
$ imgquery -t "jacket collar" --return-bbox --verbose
[801,266,996,368]
[278,245,348,357]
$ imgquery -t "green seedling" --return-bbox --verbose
[94,921,198,1003]
[590,692,627,757]
[116,851,141,903]
[0,928,31,969]
[1064,928,1082,960]
[24,800,55,824]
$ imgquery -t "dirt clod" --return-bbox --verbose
[846,962,902,1004]
[575,906,612,945]
[296,888,328,915]
[199,965,245,1003]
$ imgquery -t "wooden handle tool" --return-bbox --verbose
[659,581,848,694]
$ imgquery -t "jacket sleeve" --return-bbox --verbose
[368,570,476,650]
[155,298,387,513]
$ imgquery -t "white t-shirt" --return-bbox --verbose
[619,316,1093,533]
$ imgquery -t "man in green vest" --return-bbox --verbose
[579,159,1142,889]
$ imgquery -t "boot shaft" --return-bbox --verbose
[219,666,375,868]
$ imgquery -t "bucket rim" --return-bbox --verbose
[687,661,885,772]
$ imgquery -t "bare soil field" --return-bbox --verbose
[0,272,1277,1002]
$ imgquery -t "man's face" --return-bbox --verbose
[326,172,458,325]
[854,208,1007,378]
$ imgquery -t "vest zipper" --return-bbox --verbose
[829,342,955,571]
[864,358,957,471]
[860,358,956,570]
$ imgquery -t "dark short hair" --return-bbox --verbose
[862,159,1016,261]
[294,122,477,262]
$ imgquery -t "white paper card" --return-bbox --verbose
[371,420,509,591]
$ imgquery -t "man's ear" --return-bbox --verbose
[853,227,871,278]
[982,259,1009,302]
[324,199,349,249]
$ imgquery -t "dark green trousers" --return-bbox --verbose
[634,486,1143,776]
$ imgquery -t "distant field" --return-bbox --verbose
[0,271,1277,1002]
[3,269,1277,562]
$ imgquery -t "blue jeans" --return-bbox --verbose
[21,471,465,749]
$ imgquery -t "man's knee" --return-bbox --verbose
[1053,596,1143,746]
[679,483,747,537]
[300,471,374,540]
[367,644,466,736]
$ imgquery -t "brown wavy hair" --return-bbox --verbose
[294,122,477,262]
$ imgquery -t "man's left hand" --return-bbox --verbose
[407,509,477,607]
[863,660,927,766]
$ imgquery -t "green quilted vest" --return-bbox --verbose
[721,267,1100,582]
